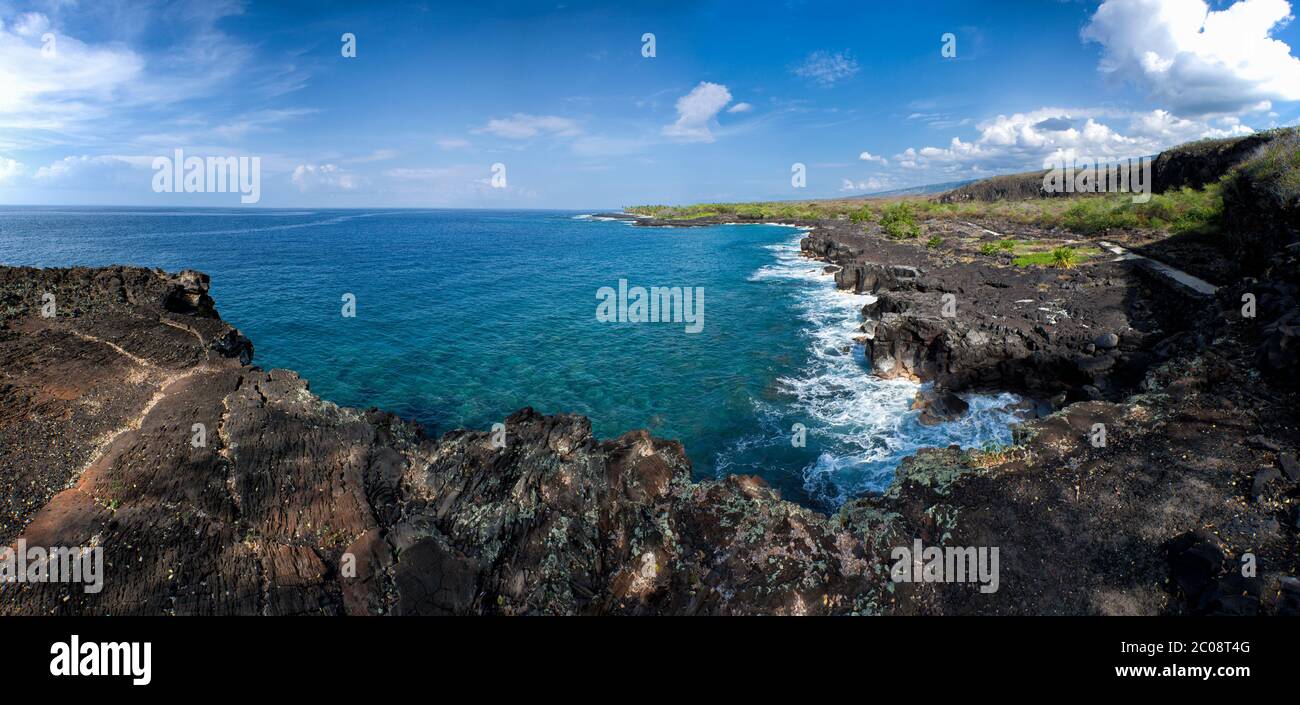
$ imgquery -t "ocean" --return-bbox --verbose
[0,207,1021,509]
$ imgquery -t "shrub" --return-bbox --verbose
[849,206,875,223]
[925,235,943,249]
[879,202,921,239]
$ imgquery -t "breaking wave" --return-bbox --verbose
[723,236,1023,507]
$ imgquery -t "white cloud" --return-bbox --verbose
[727,102,753,113]
[0,156,22,183]
[1083,0,1300,116]
[33,155,142,182]
[896,107,1255,174]
[792,50,860,86]
[0,12,144,127]
[291,163,360,191]
[0,4,285,151]
[663,81,732,142]
[840,177,888,192]
[477,114,580,139]
[859,151,887,165]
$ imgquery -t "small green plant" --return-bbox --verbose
[879,201,920,239]
[925,235,943,249]
[1051,246,1078,269]
[979,240,1014,255]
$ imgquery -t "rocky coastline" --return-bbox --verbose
[4,133,1299,614]
[2,244,1295,615]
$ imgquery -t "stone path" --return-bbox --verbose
[1097,241,1219,296]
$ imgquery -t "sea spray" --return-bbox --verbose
[727,236,1024,507]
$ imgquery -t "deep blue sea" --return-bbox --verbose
[0,207,1021,509]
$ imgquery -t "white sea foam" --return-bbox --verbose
[727,235,1023,507]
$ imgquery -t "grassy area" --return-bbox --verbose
[630,181,1226,238]
[1235,130,1300,205]
[916,184,1225,236]
[1012,246,1082,269]
[968,237,1102,268]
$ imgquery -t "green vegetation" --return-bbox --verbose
[631,180,1226,238]
[629,133,1300,237]
[1059,185,1224,235]
[879,201,921,239]
[979,239,1016,255]
[849,205,875,223]
[627,200,875,222]
[1235,130,1300,204]
[1012,246,1079,269]
[1010,252,1055,267]
[923,185,1225,236]
[925,235,943,249]
[1052,246,1079,269]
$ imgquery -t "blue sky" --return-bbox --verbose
[1,0,1298,208]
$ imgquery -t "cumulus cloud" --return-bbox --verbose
[663,82,733,142]
[477,114,580,139]
[791,50,860,86]
[727,102,753,113]
[291,163,360,191]
[858,151,887,165]
[1083,0,1300,116]
[896,107,1254,174]
[0,156,22,183]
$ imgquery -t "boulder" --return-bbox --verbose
[912,389,970,426]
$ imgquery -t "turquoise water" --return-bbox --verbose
[0,207,1020,509]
